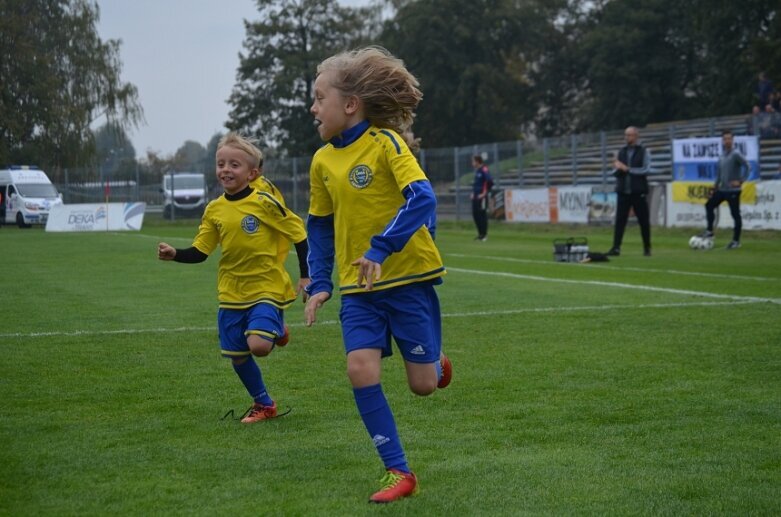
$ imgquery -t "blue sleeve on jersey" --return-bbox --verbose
[305,214,335,296]
[364,180,436,264]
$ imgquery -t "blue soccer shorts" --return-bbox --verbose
[339,281,442,364]
[217,303,285,358]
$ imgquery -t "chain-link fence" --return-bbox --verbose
[50,113,770,221]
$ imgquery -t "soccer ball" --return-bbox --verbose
[688,235,713,250]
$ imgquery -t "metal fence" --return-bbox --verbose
[52,113,773,221]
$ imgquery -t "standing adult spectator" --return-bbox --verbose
[701,130,750,249]
[607,126,652,257]
[470,154,493,241]
[757,72,774,109]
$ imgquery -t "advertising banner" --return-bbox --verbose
[550,186,591,224]
[46,202,146,232]
[671,181,757,204]
[671,136,760,182]
[666,181,781,230]
[588,186,617,225]
[504,188,550,223]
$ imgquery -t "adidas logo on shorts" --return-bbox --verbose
[410,345,425,355]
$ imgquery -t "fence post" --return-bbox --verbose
[543,137,550,187]
[516,140,523,188]
[571,133,578,185]
[292,157,299,214]
[600,131,607,186]
[454,147,461,222]
[135,162,140,202]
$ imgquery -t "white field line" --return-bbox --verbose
[0,300,765,339]
[447,266,781,304]
[447,253,779,282]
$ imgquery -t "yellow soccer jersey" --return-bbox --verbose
[309,125,445,295]
[193,189,306,309]
[250,176,287,206]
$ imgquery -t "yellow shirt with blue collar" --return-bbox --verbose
[307,120,445,296]
[193,186,306,309]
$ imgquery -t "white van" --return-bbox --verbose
[161,172,207,219]
[0,166,63,228]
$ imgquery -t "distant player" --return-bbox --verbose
[158,132,309,423]
[305,46,452,503]
[700,129,750,249]
[470,154,493,241]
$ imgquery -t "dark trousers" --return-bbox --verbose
[706,190,742,242]
[472,197,488,237]
[612,192,651,250]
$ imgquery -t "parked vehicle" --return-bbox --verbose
[161,172,207,219]
[0,166,63,228]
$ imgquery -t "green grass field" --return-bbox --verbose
[1,218,779,515]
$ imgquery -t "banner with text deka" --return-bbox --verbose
[45,202,146,232]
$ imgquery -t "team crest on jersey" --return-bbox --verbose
[348,164,373,189]
[241,215,260,234]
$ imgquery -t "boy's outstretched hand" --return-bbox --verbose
[305,292,330,326]
[297,278,312,303]
[158,242,176,260]
[351,256,381,291]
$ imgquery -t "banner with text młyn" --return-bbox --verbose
[45,203,146,232]
[549,186,591,224]
[671,136,760,182]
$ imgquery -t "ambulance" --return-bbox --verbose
[0,166,63,227]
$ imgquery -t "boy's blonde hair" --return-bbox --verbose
[217,132,264,169]
[317,46,422,136]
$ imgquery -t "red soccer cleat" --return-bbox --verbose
[240,401,278,423]
[276,325,290,347]
[369,469,418,503]
[437,353,452,389]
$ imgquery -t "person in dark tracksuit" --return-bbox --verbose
[701,129,750,249]
[607,126,652,257]
[471,155,493,241]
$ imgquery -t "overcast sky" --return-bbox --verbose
[96,0,369,160]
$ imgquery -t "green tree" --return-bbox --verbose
[561,0,779,131]
[227,0,379,155]
[173,140,207,173]
[94,122,136,182]
[380,0,554,147]
[0,0,143,171]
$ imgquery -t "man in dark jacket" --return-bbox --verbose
[607,126,652,257]
[700,130,750,249]
[470,154,493,241]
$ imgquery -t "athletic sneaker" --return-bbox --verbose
[700,230,715,238]
[726,240,741,249]
[241,401,278,423]
[276,325,290,347]
[606,247,620,256]
[438,354,452,389]
[369,469,418,503]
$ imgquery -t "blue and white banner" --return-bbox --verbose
[671,136,760,182]
[45,202,146,232]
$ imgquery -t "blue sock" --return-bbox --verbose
[232,359,273,406]
[353,384,409,473]
[435,359,442,382]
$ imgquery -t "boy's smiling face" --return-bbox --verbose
[215,145,258,195]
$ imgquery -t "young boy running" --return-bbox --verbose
[304,46,452,503]
[158,132,309,423]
